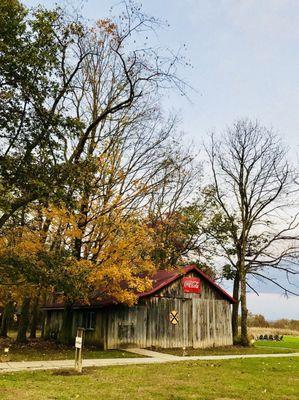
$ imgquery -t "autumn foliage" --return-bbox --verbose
[0,1,203,342]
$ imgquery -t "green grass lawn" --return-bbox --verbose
[1,334,298,363]
[1,345,294,363]
[255,336,299,350]
[0,338,141,362]
[160,345,297,357]
[0,357,298,400]
[0,348,140,362]
[2,336,298,362]
[159,337,299,357]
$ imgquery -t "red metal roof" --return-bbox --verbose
[137,265,236,303]
[42,265,236,310]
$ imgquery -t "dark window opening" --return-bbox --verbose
[82,311,96,331]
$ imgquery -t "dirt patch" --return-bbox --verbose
[52,369,92,376]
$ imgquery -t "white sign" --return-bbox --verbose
[75,336,83,349]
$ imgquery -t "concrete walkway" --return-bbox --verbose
[0,350,298,374]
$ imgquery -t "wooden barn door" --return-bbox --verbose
[145,297,193,348]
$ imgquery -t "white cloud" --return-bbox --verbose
[247,292,299,320]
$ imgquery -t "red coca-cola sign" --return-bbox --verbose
[182,277,201,293]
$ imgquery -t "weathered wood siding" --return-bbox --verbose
[44,308,108,347]
[72,309,107,347]
[44,310,63,339]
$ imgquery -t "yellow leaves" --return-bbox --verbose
[38,201,156,305]
[42,204,83,245]
[88,212,156,305]
[0,227,43,261]
[44,204,80,236]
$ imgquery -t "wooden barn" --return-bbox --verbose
[42,265,235,349]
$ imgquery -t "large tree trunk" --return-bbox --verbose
[231,271,240,343]
[0,300,14,337]
[40,292,48,339]
[240,269,249,346]
[29,294,40,339]
[58,302,74,345]
[16,296,31,343]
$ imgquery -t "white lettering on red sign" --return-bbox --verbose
[182,277,201,293]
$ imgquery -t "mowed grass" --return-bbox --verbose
[1,332,140,362]
[161,336,299,356]
[1,345,294,363]
[159,336,299,357]
[0,348,140,362]
[0,357,298,400]
[255,336,299,350]
[1,336,298,362]
[0,338,141,363]
[159,345,297,357]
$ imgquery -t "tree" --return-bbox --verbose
[247,313,269,328]
[0,1,197,343]
[0,298,15,337]
[146,145,203,268]
[0,0,186,230]
[205,119,299,345]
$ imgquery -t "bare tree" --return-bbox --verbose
[205,119,299,345]
[0,1,187,230]
[0,1,194,343]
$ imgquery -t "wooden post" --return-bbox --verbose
[75,328,84,373]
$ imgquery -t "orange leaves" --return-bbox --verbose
[92,18,119,48]
[96,19,117,35]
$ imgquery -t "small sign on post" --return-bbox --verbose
[75,328,84,373]
[75,336,82,349]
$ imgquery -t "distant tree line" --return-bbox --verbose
[244,313,299,332]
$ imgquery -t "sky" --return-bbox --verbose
[23,0,299,320]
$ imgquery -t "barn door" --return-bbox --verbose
[145,297,193,348]
[106,306,147,349]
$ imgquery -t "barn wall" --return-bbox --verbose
[72,309,107,347]
[44,308,108,347]
[105,272,233,349]
[43,272,233,349]
[155,271,223,301]
[44,310,63,340]
[192,299,232,348]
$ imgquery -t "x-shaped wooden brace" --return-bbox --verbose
[169,310,179,324]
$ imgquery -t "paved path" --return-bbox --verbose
[0,350,298,374]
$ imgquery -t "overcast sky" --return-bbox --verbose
[24,0,299,320]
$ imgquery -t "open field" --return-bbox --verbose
[248,327,299,337]
[255,336,299,350]
[0,357,298,400]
